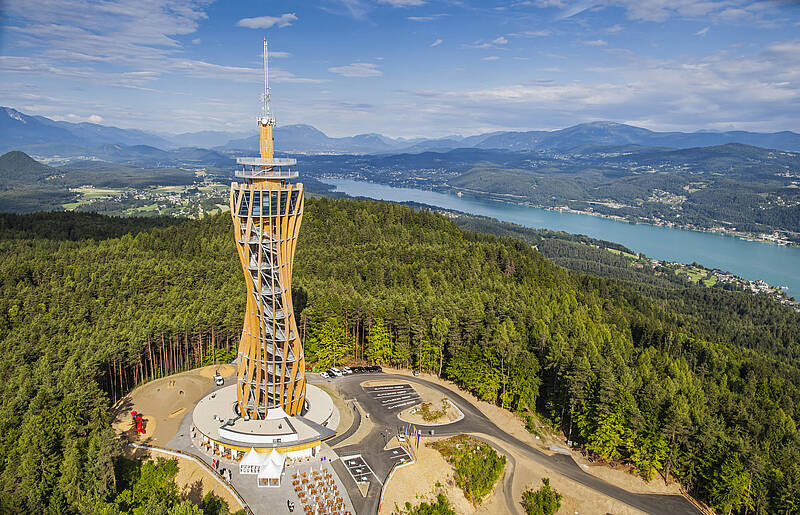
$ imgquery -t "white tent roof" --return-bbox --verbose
[267,448,286,467]
[240,448,268,466]
[257,449,285,479]
[257,459,283,479]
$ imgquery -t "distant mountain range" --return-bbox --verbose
[3,106,800,158]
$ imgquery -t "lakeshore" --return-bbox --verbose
[321,177,800,299]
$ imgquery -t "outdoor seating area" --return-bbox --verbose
[290,467,350,515]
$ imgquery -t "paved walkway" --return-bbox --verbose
[166,374,355,515]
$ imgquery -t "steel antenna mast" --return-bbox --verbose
[263,38,271,119]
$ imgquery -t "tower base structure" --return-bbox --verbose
[191,383,337,459]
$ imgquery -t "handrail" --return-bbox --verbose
[128,442,253,515]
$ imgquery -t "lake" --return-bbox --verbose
[321,178,800,298]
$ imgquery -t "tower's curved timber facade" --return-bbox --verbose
[230,38,305,420]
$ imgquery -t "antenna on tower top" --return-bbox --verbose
[262,38,271,119]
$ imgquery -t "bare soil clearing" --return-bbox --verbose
[112,364,235,444]
[112,365,243,511]
[380,436,505,515]
[382,368,684,501]
[478,433,647,515]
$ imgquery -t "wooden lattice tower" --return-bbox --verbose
[230,39,305,419]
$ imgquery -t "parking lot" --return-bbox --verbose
[341,454,378,484]
[364,383,421,411]
[385,446,411,465]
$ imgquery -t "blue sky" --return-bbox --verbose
[2,0,800,138]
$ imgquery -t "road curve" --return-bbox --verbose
[314,372,701,515]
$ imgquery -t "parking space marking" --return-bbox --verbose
[387,447,411,462]
[340,454,382,485]
[379,394,418,403]
[384,399,419,410]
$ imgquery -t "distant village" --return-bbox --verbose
[648,258,800,311]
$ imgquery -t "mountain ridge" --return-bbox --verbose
[4,106,800,155]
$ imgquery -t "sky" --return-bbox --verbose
[1,0,800,138]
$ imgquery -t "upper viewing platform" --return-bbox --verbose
[234,157,299,180]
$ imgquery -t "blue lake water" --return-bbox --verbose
[321,178,800,298]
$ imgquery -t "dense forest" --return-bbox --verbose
[0,198,799,514]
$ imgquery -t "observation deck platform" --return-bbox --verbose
[234,157,299,180]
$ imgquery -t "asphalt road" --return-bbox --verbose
[313,372,701,515]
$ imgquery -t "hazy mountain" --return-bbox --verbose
[4,107,800,156]
[222,124,405,153]
[470,121,800,152]
[15,142,233,168]
[0,107,173,152]
[1,108,85,150]
[0,150,57,187]
[164,130,250,149]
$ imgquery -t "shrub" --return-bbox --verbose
[521,478,562,515]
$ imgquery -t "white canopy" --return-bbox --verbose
[257,449,286,487]
[267,449,285,468]
[240,448,268,475]
[241,448,267,466]
[257,459,282,480]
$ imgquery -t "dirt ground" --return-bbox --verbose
[477,433,648,515]
[127,447,244,511]
[399,399,462,426]
[112,365,241,512]
[112,364,235,444]
[334,401,375,448]
[381,368,684,501]
[379,436,506,515]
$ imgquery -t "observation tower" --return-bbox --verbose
[192,40,335,460]
[229,38,305,420]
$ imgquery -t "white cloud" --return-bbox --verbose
[88,114,104,123]
[328,62,382,77]
[532,0,785,24]
[509,30,551,37]
[392,38,800,134]
[408,14,447,21]
[1,1,321,88]
[605,24,623,33]
[695,26,710,36]
[430,39,443,47]
[377,0,425,6]
[584,39,608,46]
[236,13,297,29]
[492,36,509,45]
[482,56,500,60]
[466,42,493,49]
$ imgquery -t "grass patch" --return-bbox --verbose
[419,399,449,422]
[606,248,637,259]
[430,435,505,505]
[395,493,455,515]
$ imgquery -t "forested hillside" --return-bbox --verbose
[0,198,798,514]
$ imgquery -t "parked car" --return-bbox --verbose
[342,366,353,375]
[329,367,343,377]
[319,371,330,379]
[412,370,420,376]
